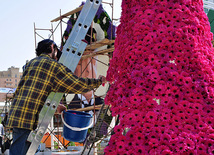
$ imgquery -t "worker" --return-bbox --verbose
[0,121,4,153]
[6,39,107,155]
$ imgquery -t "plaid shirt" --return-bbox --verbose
[6,54,102,130]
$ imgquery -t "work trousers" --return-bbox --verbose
[9,127,31,155]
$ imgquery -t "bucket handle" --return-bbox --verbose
[61,111,94,131]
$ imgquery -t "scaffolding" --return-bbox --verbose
[33,0,118,154]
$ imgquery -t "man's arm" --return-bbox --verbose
[53,63,106,94]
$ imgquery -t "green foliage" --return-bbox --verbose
[67,141,76,146]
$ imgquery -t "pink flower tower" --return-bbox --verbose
[105,0,214,154]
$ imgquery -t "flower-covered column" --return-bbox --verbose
[105,0,214,154]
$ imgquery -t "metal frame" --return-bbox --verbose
[32,0,117,154]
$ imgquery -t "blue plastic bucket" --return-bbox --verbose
[62,110,92,142]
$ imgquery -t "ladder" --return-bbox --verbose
[81,104,111,155]
[26,0,101,154]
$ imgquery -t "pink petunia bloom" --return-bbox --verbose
[208,145,214,155]
[161,149,174,155]
[176,75,185,85]
[116,141,126,153]
[183,124,195,133]
[150,73,161,82]
[143,121,154,131]
[149,148,160,155]
[184,138,195,150]
[125,129,136,141]
[160,97,173,107]
[104,147,116,155]
[154,83,166,93]
[196,143,207,154]
[204,117,214,128]
[160,133,171,146]
[176,143,188,154]
[205,138,214,149]
[148,138,159,148]
[145,111,158,123]
[134,132,145,143]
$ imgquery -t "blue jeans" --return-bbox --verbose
[9,127,31,155]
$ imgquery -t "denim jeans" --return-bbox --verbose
[9,127,31,155]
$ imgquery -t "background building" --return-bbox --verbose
[0,66,22,102]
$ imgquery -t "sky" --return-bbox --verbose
[0,0,122,71]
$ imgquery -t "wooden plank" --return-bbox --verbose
[69,104,109,112]
[82,47,114,60]
[85,39,115,50]
[95,47,114,54]
[51,6,83,22]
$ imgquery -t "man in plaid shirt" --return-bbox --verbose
[6,39,106,155]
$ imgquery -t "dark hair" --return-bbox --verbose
[1,121,5,127]
[35,39,57,56]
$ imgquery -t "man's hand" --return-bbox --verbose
[98,75,107,85]
[57,104,67,113]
